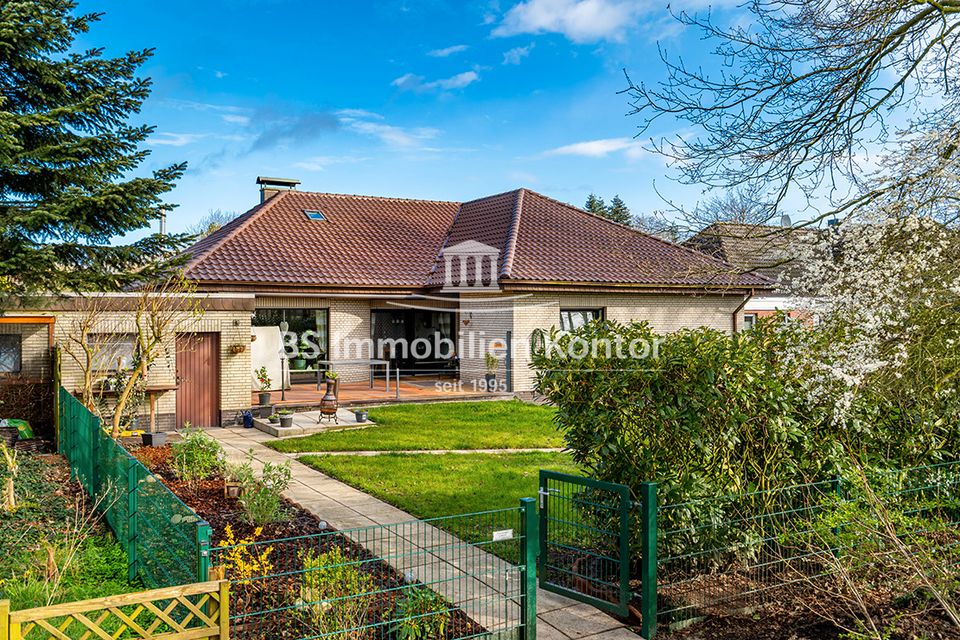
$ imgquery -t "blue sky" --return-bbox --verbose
[77,0,738,233]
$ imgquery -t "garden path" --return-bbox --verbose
[205,426,640,640]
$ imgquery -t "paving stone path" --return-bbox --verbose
[206,426,640,639]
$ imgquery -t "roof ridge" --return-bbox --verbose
[289,189,460,206]
[183,191,290,275]
[521,188,769,279]
[460,187,523,206]
[500,188,524,278]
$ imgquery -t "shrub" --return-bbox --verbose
[391,587,450,640]
[170,428,224,484]
[238,459,292,525]
[298,546,374,639]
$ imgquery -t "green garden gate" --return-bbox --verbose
[538,470,633,618]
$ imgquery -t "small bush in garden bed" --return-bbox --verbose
[170,427,225,484]
[391,586,451,640]
[297,546,375,637]
[238,458,293,525]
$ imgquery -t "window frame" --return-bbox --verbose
[559,308,605,332]
[87,332,138,372]
[0,334,23,374]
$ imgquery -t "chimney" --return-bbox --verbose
[256,176,301,203]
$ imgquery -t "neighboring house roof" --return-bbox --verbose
[184,188,771,292]
[685,222,819,283]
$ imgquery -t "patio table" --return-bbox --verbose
[314,358,391,392]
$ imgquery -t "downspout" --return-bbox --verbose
[731,289,754,333]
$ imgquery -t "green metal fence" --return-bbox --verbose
[649,461,960,634]
[210,501,538,640]
[57,387,209,588]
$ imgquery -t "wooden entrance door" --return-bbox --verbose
[176,333,220,428]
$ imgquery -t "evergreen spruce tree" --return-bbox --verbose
[606,195,632,225]
[584,193,607,216]
[0,1,190,302]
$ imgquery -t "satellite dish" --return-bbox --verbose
[780,214,792,228]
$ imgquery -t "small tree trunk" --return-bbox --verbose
[3,476,14,511]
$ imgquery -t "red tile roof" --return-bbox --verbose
[184,191,459,288]
[184,188,771,291]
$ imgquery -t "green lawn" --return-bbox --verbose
[267,400,562,453]
[299,451,579,518]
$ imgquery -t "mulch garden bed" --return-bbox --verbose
[640,568,960,640]
[130,444,487,640]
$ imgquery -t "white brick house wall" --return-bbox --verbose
[458,291,744,393]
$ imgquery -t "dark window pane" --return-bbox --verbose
[0,335,22,373]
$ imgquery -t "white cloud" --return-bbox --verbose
[214,70,228,79]
[222,114,251,126]
[494,0,640,43]
[151,132,206,146]
[293,155,369,171]
[337,111,440,148]
[502,43,535,64]
[544,137,647,159]
[391,70,480,92]
[335,108,384,120]
[427,44,469,57]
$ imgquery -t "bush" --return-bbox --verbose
[170,428,224,484]
[298,546,374,639]
[238,459,292,525]
[532,320,816,507]
[391,587,450,640]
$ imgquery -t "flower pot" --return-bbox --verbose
[279,414,294,429]
[484,373,496,386]
[224,481,245,499]
[268,415,279,424]
[258,391,272,405]
[290,357,307,370]
[260,404,274,419]
[141,432,166,447]
[354,410,369,423]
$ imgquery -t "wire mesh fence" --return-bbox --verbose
[651,461,960,632]
[57,387,207,588]
[210,504,537,640]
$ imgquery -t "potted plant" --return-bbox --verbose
[484,352,500,386]
[255,366,272,405]
[141,431,167,447]
[291,339,308,370]
[267,413,280,424]
[224,460,253,499]
[260,404,274,419]
[278,409,295,429]
[353,408,369,423]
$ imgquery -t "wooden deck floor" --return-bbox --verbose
[254,377,506,409]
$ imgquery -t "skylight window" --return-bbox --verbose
[304,209,326,221]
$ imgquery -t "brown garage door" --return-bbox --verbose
[176,333,220,428]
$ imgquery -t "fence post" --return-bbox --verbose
[218,580,230,640]
[639,482,658,639]
[197,521,212,582]
[1,599,9,640]
[126,457,139,582]
[519,497,538,640]
[831,475,842,557]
